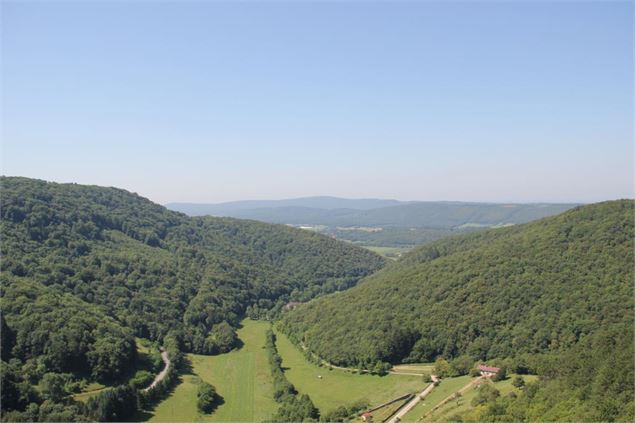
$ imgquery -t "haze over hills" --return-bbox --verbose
[166,199,579,228]
[167,197,407,214]
[167,199,581,255]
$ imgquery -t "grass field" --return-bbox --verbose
[391,363,434,374]
[274,329,426,416]
[146,319,278,422]
[71,382,108,402]
[361,245,412,259]
[372,397,412,422]
[423,374,538,422]
[401,375,474,422]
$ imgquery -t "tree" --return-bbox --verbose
[372,361,391,376]
[197,381,219,413]
[434,357,451,378]
[450,355,474,377]
[512,376,525,389]
[1,316,14,361]
[471,383,500,407]
[38,373,67,403]
[493,366,507,382]
[469,366,481,377]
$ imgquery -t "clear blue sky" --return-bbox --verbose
[2,0,632,204]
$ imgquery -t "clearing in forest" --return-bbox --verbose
[273,329,426,416]
[147,319,278,422]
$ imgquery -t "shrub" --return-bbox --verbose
[197,381,219,413]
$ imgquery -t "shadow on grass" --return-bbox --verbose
[201,394,226,415]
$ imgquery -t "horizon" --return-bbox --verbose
[2,1,633,204]
[0,174,604,206]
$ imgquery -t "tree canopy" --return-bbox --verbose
[0,176,384,420]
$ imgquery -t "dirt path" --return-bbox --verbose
[418,376,483,420]
[386,375,439,423]
[143,349,170,392]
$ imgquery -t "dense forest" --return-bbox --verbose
[281,200,634,421]
[0,177,384,421]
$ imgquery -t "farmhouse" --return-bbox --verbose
[478,364,500,377]
[361,412,373,422]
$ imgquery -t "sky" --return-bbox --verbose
[1,0,633,204]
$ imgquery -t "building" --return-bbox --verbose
[478,364,500,377]
[361,412,373,422]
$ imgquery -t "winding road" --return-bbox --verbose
[143,349,170,392]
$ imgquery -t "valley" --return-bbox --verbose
[1,178,633,422]
[142,318,508,423]
[167,199,579,253]
[4,1,631,421]
[146,320,278,423]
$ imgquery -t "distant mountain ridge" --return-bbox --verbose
[166,198,580,229]
[166,196,406,215]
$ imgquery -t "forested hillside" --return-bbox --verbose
[0,177,384,421]
[281,200,634,421]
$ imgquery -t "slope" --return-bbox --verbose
[281,200,634,365]
[280,200,635,421]
[0,176,384,420]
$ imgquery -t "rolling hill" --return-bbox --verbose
[281,200,633,364]
[166,196,406,215]
[281,200,634,421]
[167,199,578,229]
[0,177,384,421]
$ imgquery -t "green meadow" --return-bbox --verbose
[273,328,426,415]
[361,245,412,259]
[402,375,474,422]
[403,374,539,422]
[146,320,532,423]
[422,374,539,422]
[147,319,278,422]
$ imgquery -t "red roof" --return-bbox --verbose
[361,412,372,418]
[478,364,500,373]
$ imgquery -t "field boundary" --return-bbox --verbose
[362,392,414,415]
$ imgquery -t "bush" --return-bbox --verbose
[197,381,219,413]
[130,370,154,389]
[469,367,481,377]
[86,384,138,422]
[449,355,474,377]
[512,376,525,389]
[434,357,450,378]
[493,366,507,382]
[471,383,500,407]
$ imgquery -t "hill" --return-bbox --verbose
[281,200,634,421]
[166,196,405,215]
[167,201,579,253]
[282,200,633,364]
[0,177,384,421]
[167,200,578,229]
